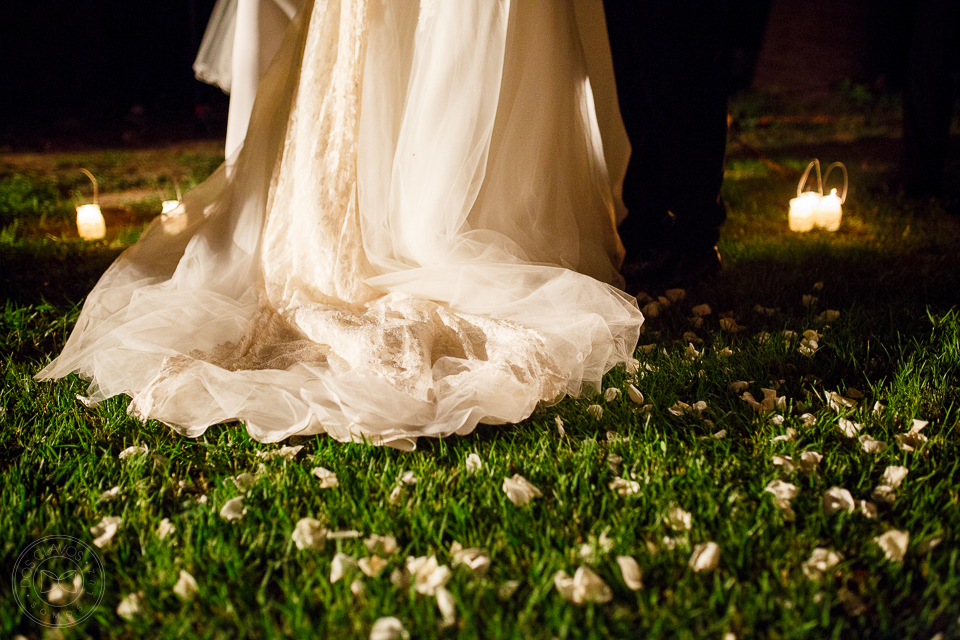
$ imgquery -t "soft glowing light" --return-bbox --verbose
[815,188,842,231]
[161,200,180,214]
[788,160,847,233]
[76,204,106,240]
[788,192,819,232]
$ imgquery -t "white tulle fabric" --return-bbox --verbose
[39,0,642,450]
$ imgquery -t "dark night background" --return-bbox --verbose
[0,1,952,152]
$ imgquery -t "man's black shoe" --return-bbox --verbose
[622,245,721,295]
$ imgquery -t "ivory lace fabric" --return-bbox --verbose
[39,0,643,450]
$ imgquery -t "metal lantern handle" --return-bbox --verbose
[79,168,99,205]
[823,162,848,204]
[797,159,823,198]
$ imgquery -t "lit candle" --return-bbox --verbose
[161,200,180,215]
[815,188,842,231]
[788,192,819,232]
[76,203,106,240]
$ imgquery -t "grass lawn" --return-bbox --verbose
[2,95,960,639]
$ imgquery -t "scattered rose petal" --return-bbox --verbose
[691,304,712,317]
[464,453,482,475]
[359,556,389,578]
[553,570,575,600]
[802,548,842,580]
[685,343,702,359]
[667,506,692,531]
[719,317,743,332]
[616,555,643,590]
[450,542,491,576]
[770,414,785,425]
[823,487,855,515]
[229,472,257,492]
[717,347,734,357]
[802,295,818,307]
[587,404,603,420]
[292,518,327,550]
[730,381,749,394]
[609,477,640,496]
[625,358,639,374]
[872,401,885,415]
[799,451,823,474]
[555,415,566,437]
[99,486,120,502]
[327,530,362,539]
[859,434,887,453]
[498,580,520,600]
[607,453,623,474]
[555,567,613,604]
[896,420,929,451]
[800,413,817,427]
[689,316,704,329]
[116,592,142,620]
[665,288,686,303]
[365,534,398,556]
[502,474,542,506]
[639,343,657,354]
[871,485,897,504]
[713,429,727,439]
[857,500,878,519]
[827,392,857,413]
[311,467,339,489]
[90,516,121,548]
[331,553,357,583]
[350,579,365,597]
[688,542,720,572]
[875,529,909,563]
[173,570,198,601]
[772,455,796,474]
[917,537,942,554]
[765,480,799,521]
[118,445,148,460]
[370,617,406,640]
[606,431,629,443]
[157,518,176,540]
[838,418,862,438]
[882,466,909,488]
[388,485,404,505]
[256,445,303,461]
[435,586,456,628]
[219,497,246,521]
[771,428,797,442]
[400,471,418,485]
[407,556,451,596]
[604,387,621,402]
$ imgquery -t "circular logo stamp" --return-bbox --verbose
[11,535,105,628]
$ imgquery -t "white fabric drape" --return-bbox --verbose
[40,0,642,450]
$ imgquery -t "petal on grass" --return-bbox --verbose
[256,445,303,461]
[688,542,720,572]
[451,542,491,575]
[587,404,603,420]
[118,445,148,460]
[90,516,121,548]
[331,553,357,583]
[823,487,855,516]
[799,451,823,474]
[370,617,406,640]
[435,586,456,628]
[772,455,796,474]
[292,518,327,550]
[116,592,143,620]
[859,434,887,453]
[359,556,389,578]
[173,570,198,601]
[498,580,520,600]
[616,555,643,590]
[156,518,176,540]
[311,467,339,489]
[667,506,693,531]
[465,453,483,475]
[881,466,909,488]
[609,477,640,496]
[802,548,842,580]
[691,304,712,317]
[502,474,542,506]
[875,529,909,563]
[838,419,862,438]
[627,385,644,404]
[219,497,246,521]
[604,387,622,402]
[365,534,398,555]
[99,486,120,502]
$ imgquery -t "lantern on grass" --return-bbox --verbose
[788,160,848,232]
[161,180,182,215]
[161,181,187,234]
[76,169,106,240]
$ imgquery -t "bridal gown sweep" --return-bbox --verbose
[38,0,644,450]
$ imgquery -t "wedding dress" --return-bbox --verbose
[38,0,643,450]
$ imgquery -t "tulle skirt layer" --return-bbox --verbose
[39,0,642,450]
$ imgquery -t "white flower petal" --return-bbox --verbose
[730,381,750,394]
[691,304,712,317]
[688,542,720,572]
[799,451,823,474]
[407,556,451,596]
[859,434,887,453]
[765,480,799,521]
[388,485,405,505]
[502,474,542,506]
[802,548,842,580]
[571,566,613,604]
[311,467,339,489]
[116,592,143,620]
[871,484,897,504]
[772,455,796,474]
[666,506,692,531]
[823,487,855,516]
[553,570,575,600]
[625,358,640,374]
[118,445,148,460]
[609,477,640,496]
[857,500,878,519]
[838,418,862,438]
[99,486,120,502]
[498,580,520,600]
[616,555,643,590]
[330,553,357,583]
[358,556,389,578]
[555,416,566,437]
[400,471,418,485]
[713,429,727,439]
[292,518,327,550]
[365,534,398,556]
[665,288,686,303]
[875,529,910,563]
[604,387,622,402]
[435,586,456,628]
[90,516,121,548]
[917,537,942,554]
[219,497,246,521]
[327,530,362,539]
[451,542,491,576]
[256,445,303,461]
[350,579,366,597]
[827,392,857,413]
[156,518,176,540]
[173,570,198,601]
[771,428,797,442]
[800,413,817,427]
[370,617,406,640]
[587,404,603,420]
[465,453,482,475]
[882,466,909,488]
